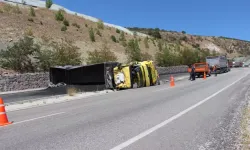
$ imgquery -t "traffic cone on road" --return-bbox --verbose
[203,72,207,80]
[0,98,12,126]
[170,75,175,87]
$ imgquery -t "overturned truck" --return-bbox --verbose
[50,61,159,90]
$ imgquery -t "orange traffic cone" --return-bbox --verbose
[170,75,175,87]
[203,72,207,80]
[0,98,12,126]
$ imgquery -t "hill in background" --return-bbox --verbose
[0,1,250,74]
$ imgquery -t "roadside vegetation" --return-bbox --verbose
[0,36,82,73]
[86,42,118,64]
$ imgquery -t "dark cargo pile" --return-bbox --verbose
[50,62,119,89]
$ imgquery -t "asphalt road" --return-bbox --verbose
[1,68,250,150]
[1,73,189,104]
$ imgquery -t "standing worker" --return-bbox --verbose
[189,65,192,80]
[191,65,196,81]
[213,65,217,77]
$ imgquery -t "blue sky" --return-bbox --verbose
[53,0,250,41]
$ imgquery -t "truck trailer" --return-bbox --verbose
[50,60,159,90]
[206,55,229,74]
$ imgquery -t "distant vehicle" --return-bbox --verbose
[188,62,211,77]
[228,59,233,68]
[233,61,243,68]
[206,55,229,73]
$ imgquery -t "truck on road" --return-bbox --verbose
[206,55,229,74]
[188,62,211,77]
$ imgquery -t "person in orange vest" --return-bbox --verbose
[213,65,217,77]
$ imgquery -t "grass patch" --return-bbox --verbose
[72,22,80,29]
[61,25,67,31]
[28,18,34,22]
[240,106,250,149]
[67,87,77,96]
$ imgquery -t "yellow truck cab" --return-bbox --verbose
[113,64,132,89]
[113,61,159,90]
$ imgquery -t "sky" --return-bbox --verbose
[53,0,250,41]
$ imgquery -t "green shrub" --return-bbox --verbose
[97,19,104,29]
[148,28,161,39]
[29,7,35,17]
[87,42,118,64]
[144,37,149,49]
[111,35,117,43]
[28,18,34,22]
[121,41,127,47]
[0,36,40,73]
[182,31,186,34]
[50,40,82,66]
[0,36,82,72]
[25,28,33,36]
[61,26,67,31]
[141,52,153,61]
[72,23,80,28]
[46,0,53,9]
[125,39,141,62]
[55,10,64,21]
[96,29,102,37]
[116,29,120,34]
[12,4,22,14]
[89,28,95,42]
[63,19,69,26]
[119,31,126,41]
[181,36,188,42]
[3,4,13,13]
[133,31,137,38]
[158,40,163,51]
[85,24,88,28]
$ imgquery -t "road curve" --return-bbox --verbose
[0,68,249,150]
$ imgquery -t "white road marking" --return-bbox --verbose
[13,112,66,125]
[110,73,248,150]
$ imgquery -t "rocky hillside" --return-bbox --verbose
[0,1,249,69]
[128,27,250,57]
[0,2,158,64]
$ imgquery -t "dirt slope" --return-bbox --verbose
[0,2,249,65]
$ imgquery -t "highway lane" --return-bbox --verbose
[0,68,249,150]
[1,73,189,104]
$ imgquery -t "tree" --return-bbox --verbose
[182,31,186,34]
[87,42,118,64]
[125,39,141,62]
[29,7,35,17]
[0,36,40,73]
[46,0,53,9]
[89,28,95,42]
[50,40,82,66]
[55,10,64,21]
